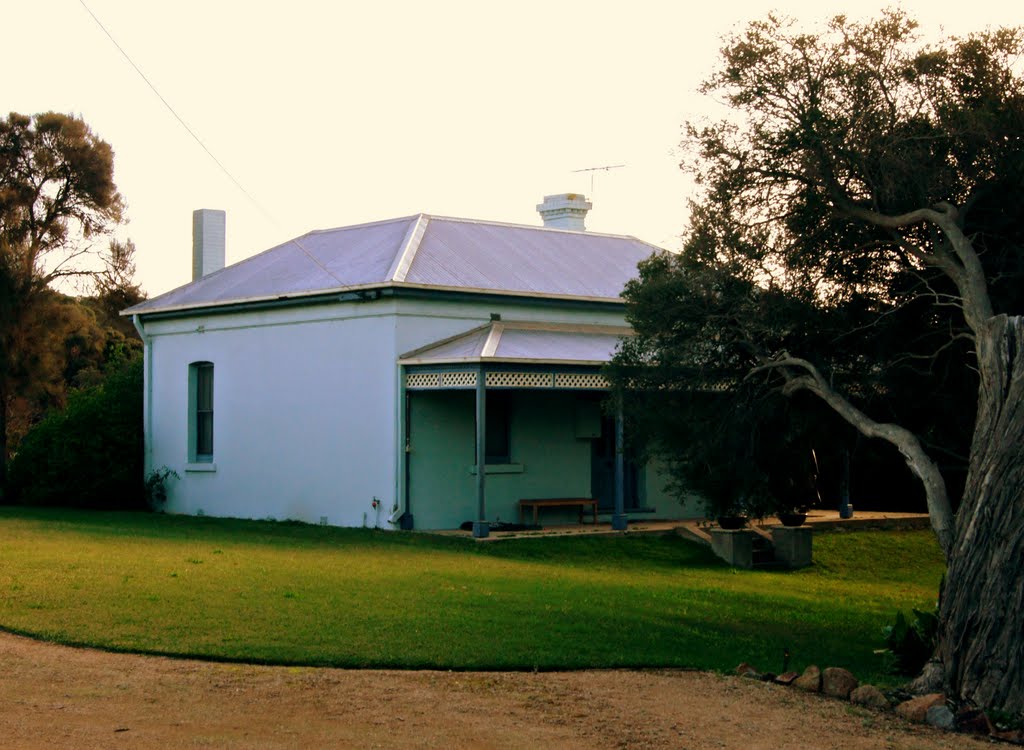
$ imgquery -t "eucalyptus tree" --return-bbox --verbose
[0,112,124,494]
[611,12,1024,714]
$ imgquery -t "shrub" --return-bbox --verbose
[883,607,939,676]
[7,357,145,509]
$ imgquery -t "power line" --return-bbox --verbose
[77,0,345,287]
[77,0,264,214]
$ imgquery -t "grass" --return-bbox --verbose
[0,507,944,684]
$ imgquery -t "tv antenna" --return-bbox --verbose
[572,164,626,198]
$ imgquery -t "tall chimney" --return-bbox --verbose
[192,209,226,280]
[536,193,592,231]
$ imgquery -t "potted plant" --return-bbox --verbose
[768,446,821,527]
[699,470,773,530]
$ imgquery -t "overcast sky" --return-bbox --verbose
[5,1,1017,297]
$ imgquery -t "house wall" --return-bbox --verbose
[140,292,697,529]
[407,390,695,530]
[143,300,401,527]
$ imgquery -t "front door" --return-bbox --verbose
[591,416,639,512]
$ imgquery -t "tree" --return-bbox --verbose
[7,356,144,510]
[611,13,1024,714]
[0,112,124,495]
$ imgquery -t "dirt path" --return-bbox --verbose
[0,631,979,749]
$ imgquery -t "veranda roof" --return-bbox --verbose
[398,321,632,366]
[126,215,662,316]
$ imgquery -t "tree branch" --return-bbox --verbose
[749,354,955,556]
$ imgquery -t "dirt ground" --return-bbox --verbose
[0,631,983,749]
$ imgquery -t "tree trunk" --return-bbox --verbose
[935,315,1024,714]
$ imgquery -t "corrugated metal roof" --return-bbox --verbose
[126,214,661,316]
[398,321,632,365]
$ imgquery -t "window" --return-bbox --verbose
[483,392,511,464]
[189,362,214,461]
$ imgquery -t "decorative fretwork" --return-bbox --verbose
[405,372,441,389]
[485,371,554,388]
[554,373,609,390]
[441,371,478,387]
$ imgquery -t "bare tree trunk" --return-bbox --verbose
[761,356,956,556]
[935,315,1024,714]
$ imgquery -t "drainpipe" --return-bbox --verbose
[391,366,413,529]
[132,315,154,477]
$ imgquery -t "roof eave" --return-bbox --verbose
[123,281,626,319]
[398,356,610,367]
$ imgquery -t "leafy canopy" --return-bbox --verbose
[610,12,1024,516]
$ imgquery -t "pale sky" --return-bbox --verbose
[5,0,1018,297]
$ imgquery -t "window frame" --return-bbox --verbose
[188,361,215,463]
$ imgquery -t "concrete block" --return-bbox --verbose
[710,529,754,569]
[772,526,812,568]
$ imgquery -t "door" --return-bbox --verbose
[591,416,639,512]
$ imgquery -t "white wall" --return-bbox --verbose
[144,301,401,527]
[141,293,669,529]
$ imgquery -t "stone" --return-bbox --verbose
[793,665,822,693]
[822,667,859,699]
[774,671,800,686]
[955,707,993,735]
[895,693,945,723]
[925,705,955,730]
[850,685,890,710]
[735,662,757,676]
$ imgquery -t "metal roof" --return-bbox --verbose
[125,214,662,316]
[398,321,633,366]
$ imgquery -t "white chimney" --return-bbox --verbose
[192,208,226,280]
[536,193,592,231]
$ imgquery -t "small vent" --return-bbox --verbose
[441,371,478,387]
[555,373,609,389]
[406,372,441,389]
[486,372,554,388]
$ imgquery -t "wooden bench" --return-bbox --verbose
[518,498,599,526]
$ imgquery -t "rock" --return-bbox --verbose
[793,665,822,693]
[925,705,955,730]
[760,672,777,682]
[955,707,993,735]
[895,693,945,723]
[850,685,890,710]
[735,662,757,676]
[991,729,1024,745]
[822,667,859,699]
[774,671,800,686]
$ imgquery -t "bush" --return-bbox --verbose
[7,357,145,509]
[883,607,939,676]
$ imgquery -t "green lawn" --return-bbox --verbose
[0,507,943,684]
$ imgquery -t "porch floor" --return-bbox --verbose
[430,509,931,542]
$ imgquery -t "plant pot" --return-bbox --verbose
[717,515,748,530]
[779,512,807,527]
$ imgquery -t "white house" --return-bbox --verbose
[125,194,701,536]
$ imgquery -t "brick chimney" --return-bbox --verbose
[536,193,592,231]
[192,209,226,280]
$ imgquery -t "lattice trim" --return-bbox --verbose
[441,371,478,387]
[554,373,609,389]
[485,372,554,388]
[405,372,441,389]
